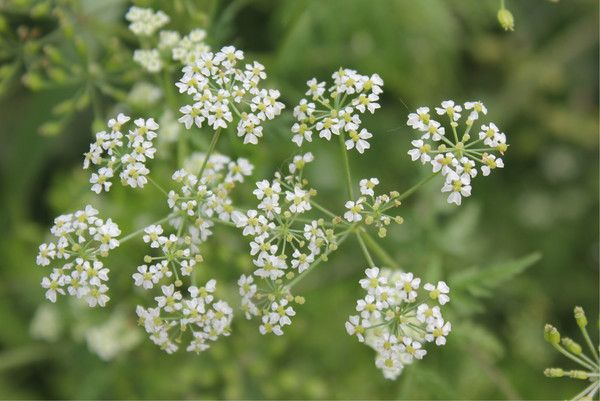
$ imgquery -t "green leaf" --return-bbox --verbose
[450,252,542,300]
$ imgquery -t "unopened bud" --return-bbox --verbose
[143,255,152,263]
[561,338,582,355]
[574,306,587,328]
[568,370,589,380]
[544,324,560,345]
[294,296,305,305]
[497,8,515,31]
[544,368,564,378]
[174,279,183,287]
[378,227,387,238]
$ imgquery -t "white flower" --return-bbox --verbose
[407,140,432,164]
[292,68,383,150]
[398,272,420,302]
[345,128,372,154]
[399,337,427,361]
[345,315,368,342]
[426,318,452,346]
[481,153,504,176]
[359,178,379,196]
[305,78,325,98]
[143,225,165,248]
[435,100,462,121]
[176,45,284,143]
[407,107,431,131]
[424,281,450,305]
[441,170,472,205]
[126,6,169,36]
[344,199,364,222]
[133,49,162,73]
[359,267,387,292]
[291,122,312,146]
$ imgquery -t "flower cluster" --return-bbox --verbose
[127,6,210,72]
[136,281,233,354]
[343,178,404,238]
[346,267,451,380]
[83,114,159,193]
[35,205,120,307]
[233,153,340,335]
[125,6,170,37]
[291,68,383,153]
[407,101,508,205]
[543,306,599,400]
[177,46,285,144]
[167,153,253,249]
[132,223,203,289]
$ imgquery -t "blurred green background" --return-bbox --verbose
[0,0,598,399]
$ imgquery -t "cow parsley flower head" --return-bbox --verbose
[291,68,383,153]
[347,267,451,380]
[136,280,233,354]
[543,306,600,401]
[133,49,162,73]
[406,101,508,205]
[36,205,120,307]
[126,6,169,37]
[83,114,158,193]
[343,178,404,238]
[233,153,339,334]
[176,46,285,144]
[165,153,253,251]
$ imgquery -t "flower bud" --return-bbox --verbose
[378,227,387,238]
[574,306,587,328]
[143,255,152,263]
[294,296,305,305]
[568,370,589,380]
[561,338,582,355]
[544,368,564,378]
[174,279,183,287]
[544,324,560,345]
[497,8,515,31]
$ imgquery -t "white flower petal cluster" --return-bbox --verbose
[35,205,120,307]
[128,6,210,72]
[136,280,233,354]
[167,154,253,250]
[233,153,337,334]
[346,267,451,380]
[291,68,383,153]
[133,49,162,73]
[83,113,158,193]
[125,6,169,37]
[407,101,508,205]
[176,46,284,144]
[133,223,204,290]
[169,29,210,66]
[343,178,403,238]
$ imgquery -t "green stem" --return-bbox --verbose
[581,326,600,362]
[309,199,338,219]
[360,230,401,269]
[119,215,172,244]
[397,172,439,203]
[338,132,354,199]
[286,228,353,289]
[148,176,169,197]
[197,128,222,179]
[553,344,597,371]
[356,231,375,267]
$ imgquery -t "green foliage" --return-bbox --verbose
[0,0,597,399]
